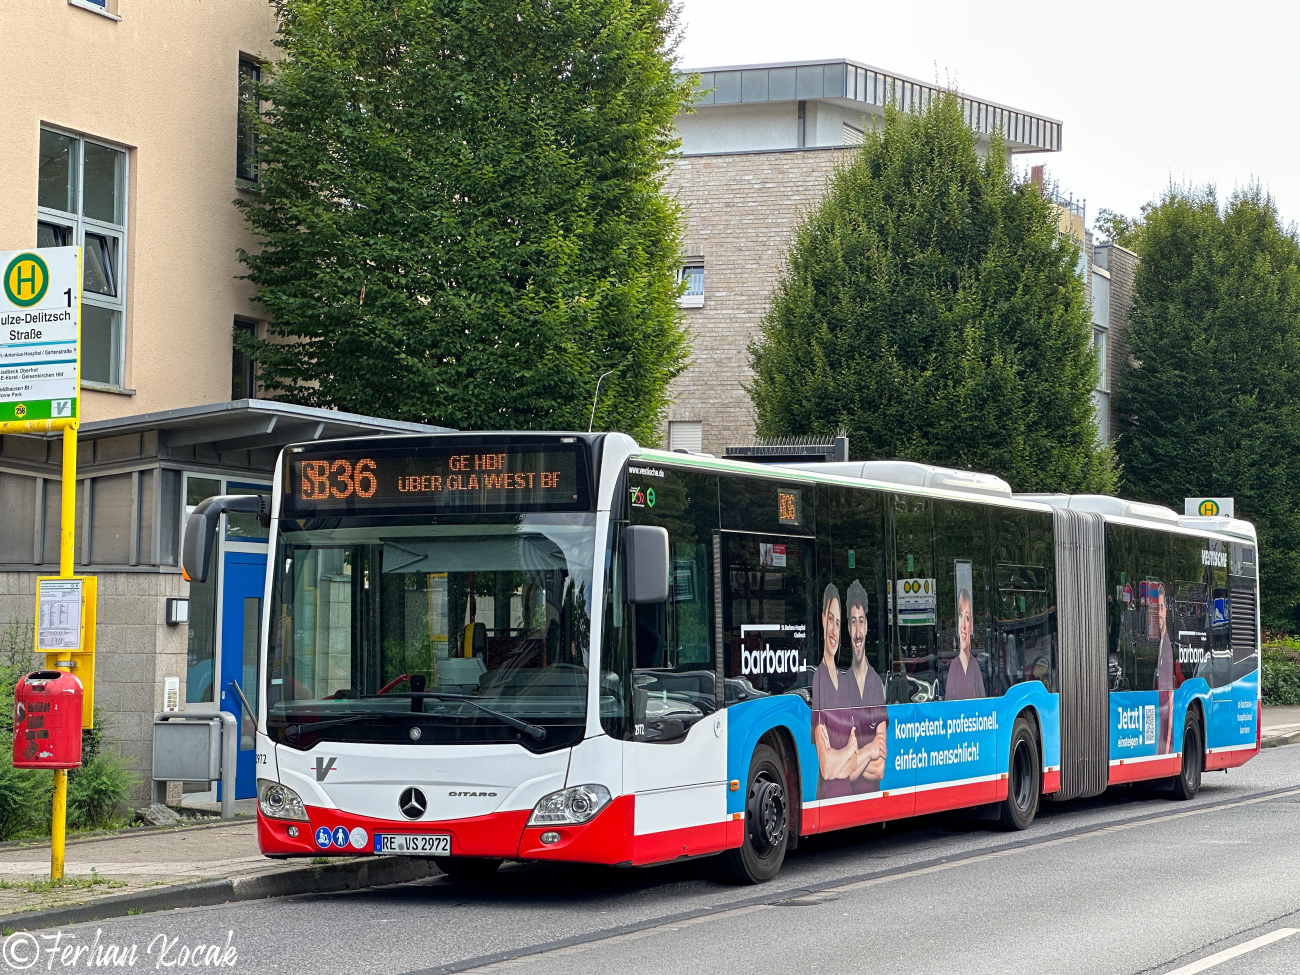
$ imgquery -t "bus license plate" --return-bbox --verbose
[376,833,451,856]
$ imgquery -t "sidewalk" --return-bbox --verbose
[1263,705,1300,747]
[0,816,437,930]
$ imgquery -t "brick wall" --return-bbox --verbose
[1,569,189,805]
[664,147,853,455]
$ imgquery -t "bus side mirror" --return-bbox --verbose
[625,525,670,604]
[182,495,268,583]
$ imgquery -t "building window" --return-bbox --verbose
[1094,328,1109,392]
[37,127,128,388]
[668,421,703,454]
[678,263,704,308]
[1092,390,1110,442]
[232,318,258,399]
[237,58,261,184]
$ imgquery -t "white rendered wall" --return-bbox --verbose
[676,102,799,154]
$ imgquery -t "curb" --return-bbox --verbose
[1263,729,1300,748]
[0,856,439,931]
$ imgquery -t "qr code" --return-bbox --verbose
[1144,705,1156,745]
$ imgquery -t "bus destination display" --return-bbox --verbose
[287,445,587,514]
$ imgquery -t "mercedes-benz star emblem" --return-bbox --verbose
[399,787,427,820]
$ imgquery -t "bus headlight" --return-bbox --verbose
[258,779,309,821]
[528,784,612,826]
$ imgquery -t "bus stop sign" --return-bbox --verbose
[1,246,80,425]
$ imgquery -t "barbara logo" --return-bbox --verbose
[448,791,498,797]
[741,643,801,676]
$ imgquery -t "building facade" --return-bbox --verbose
[4,0,282,417]
[663,59,1065,456]
[0,3,456,806]
[1092,242,1139,441]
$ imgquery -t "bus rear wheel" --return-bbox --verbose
[434,857,502,881]
[1170,716,1203,801]
[718,744,789,884]
[998,716,1041,831]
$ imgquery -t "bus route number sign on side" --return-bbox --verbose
[0,246,79,425]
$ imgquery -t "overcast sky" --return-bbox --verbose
[675,0,1300,233]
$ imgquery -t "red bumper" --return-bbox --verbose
[258,795,641,865]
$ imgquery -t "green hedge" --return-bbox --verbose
[1264,642,1300,707]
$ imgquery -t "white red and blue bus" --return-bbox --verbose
[182,433,1262,883]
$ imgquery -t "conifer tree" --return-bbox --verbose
[236,0,693,441]
[750,93,1115,494]
[1115,186,1300,628]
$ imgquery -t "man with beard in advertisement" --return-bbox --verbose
[844,580,887,793]
[812,583,856,800]
[945,587,986,701]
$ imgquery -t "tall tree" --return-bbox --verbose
[1093,206,1147,252]
[236,0,693,441]
[749,94,1115,494]
[1114,186,1300,629]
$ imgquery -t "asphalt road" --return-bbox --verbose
[9,746,1300,975]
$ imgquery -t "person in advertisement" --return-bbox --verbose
[1153,583,1176,754]
[812,584,855,799]
[844,580,887,793]
[944,587,986,701]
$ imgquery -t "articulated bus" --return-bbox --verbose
[183,432,1262,884]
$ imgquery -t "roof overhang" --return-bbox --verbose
[680,58,1061,154]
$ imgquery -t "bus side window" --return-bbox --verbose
[1106,523,1138,691]
[891,494,937,703]
[990,507,1053,694]
[627,468,720,743]
[721,533,814,702]
[934,500,990,702]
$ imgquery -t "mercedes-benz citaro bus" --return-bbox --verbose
[181,433,1263,884]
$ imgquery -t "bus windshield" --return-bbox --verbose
[265,513,595,752]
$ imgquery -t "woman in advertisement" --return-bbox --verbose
[944,587,985,701]
[812,584,855,799]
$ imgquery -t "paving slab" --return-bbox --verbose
[0,817,437,927]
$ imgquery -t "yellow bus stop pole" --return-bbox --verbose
[50,422,77,882]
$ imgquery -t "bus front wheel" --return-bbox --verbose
[718,744,789,884]
[998,716,1041,831]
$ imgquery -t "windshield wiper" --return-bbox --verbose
[363,691,547,742]
[282,713,373,743]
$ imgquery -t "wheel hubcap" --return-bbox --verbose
[748,774,786,855]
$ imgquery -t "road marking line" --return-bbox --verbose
[392,784,1300,975]
[1165,928,1298,975]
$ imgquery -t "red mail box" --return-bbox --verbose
[12,670,83,769]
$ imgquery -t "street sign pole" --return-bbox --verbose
[1,246,83,881]
[49,423,78,882]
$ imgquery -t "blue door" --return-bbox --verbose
[220,551,266,800]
